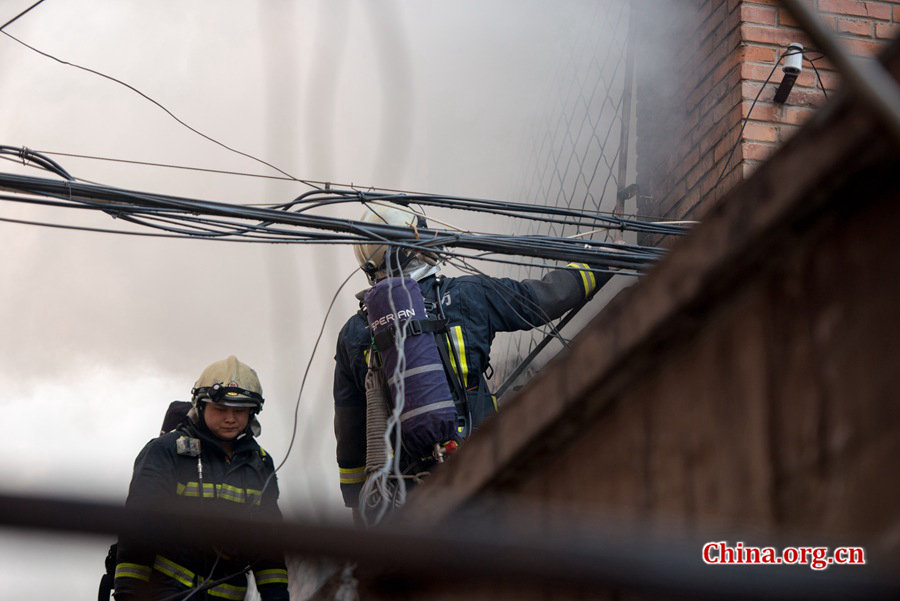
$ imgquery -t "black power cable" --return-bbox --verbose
[1,32,321,190]
[0,0,46,31]
[0,171,668,272]
[0,146,72,180]
[714,45,830,196]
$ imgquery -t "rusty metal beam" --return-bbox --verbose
[1,491,897,600]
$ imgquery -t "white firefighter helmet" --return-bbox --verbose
[191,355,264,412]
[354,203,431,284]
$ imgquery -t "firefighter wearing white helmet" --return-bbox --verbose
[190,355,266,439]
[334,202,613,523]
[113,356,290,601]
[353,202,440,285]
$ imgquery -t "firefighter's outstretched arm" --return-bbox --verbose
[522,262,612,321]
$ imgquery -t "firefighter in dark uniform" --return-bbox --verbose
[114,356,290,601]
[334,203,610,518]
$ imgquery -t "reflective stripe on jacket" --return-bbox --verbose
[333,267,604,508]
[114,421,290,600]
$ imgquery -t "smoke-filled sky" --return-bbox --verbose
[0,0,625,597]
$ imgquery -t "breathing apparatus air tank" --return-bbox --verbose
[365,276,457,457]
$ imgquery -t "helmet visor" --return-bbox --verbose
[194,385,264,409]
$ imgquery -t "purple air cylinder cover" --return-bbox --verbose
[365,277,457,456]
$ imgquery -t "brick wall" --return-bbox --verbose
[635,0,899,234]
[391,37,900,599]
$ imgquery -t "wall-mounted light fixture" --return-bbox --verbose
[774,43,803,104]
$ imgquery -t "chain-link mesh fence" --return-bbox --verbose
[491,0,635,398]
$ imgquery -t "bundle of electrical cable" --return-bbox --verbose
[0,152,687,276]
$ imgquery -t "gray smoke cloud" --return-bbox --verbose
[0,0,628,597]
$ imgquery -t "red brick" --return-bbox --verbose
[895,5,900,22]
[742,121,779,143]
[778,8,800,28]
[742,141,778,161]
[742,79,825,107]
[741,99,778,121]
[814,63,842,86]
[742,160,761,177]
[741,4,777,25]
[875,22,900,39]
[714,129,742,163]
[741,23,812,48]
[782,87,826,107]
[700,159,730,194]
[741,44,779,63]
[778,123,802,142]
[842,36,885,56]
[836,17,875,36]
[782,106,817,125]
[742,62,782,82]
[799,66,840,91]
[818,0,892,21]
[686,162,704,191]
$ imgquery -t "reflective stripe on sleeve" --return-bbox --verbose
[339,466,366,484]
[255,568,290,586]
[567,262,597,297]
[115,562,152,582]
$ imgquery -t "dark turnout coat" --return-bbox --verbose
[334,265,606,508]
[114,419,289,601]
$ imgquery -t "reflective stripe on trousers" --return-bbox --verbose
[153,554,248,600]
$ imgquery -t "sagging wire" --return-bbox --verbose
[358,250,417,527]
[0,146,72,180]
[447,255,572,348]
[805,52,829,100]
[258,267,360,502]
[150,268,359,600]
[341,214,660,274]
[0,32,321,190]
[279,188,689,237]
[0,0,46,32]
[360,209,419,524]
[29,149,304,186]
[28,147,696,225]
[155,559,257,601]
[0,151,685,266]
[714,44,831,195]
[714,46,790,192]
[493,302,584,401]
[1,185,665,279]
